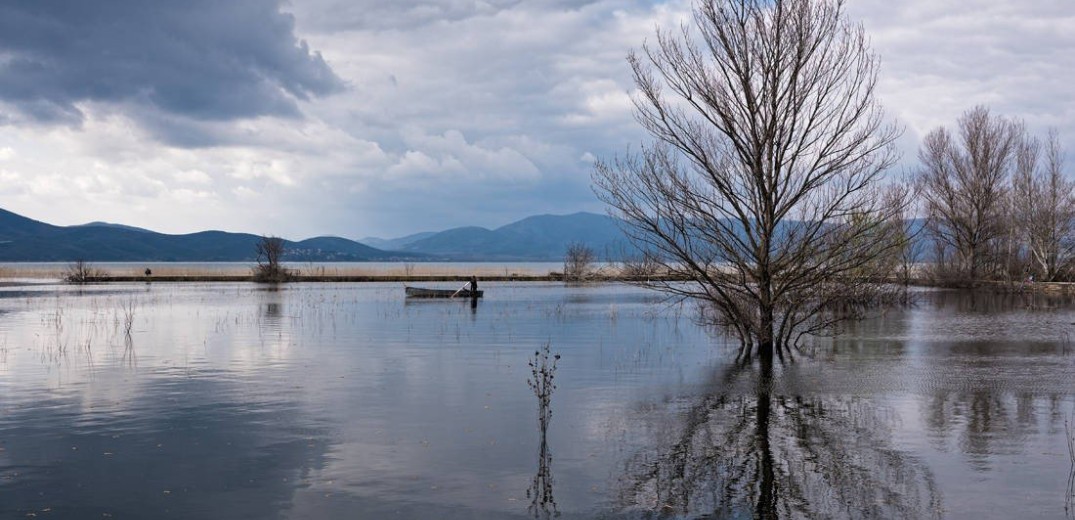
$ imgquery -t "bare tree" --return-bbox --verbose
[889,180,926,285]
[563,242,596,282]
[619,250,662,280]
[64,259,105,284]
[918,106,1022,283]
[593,0,903,363]
[253,235,293,283]
[1012,130,1075,281]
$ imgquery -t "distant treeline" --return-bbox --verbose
[914,106,1074,285]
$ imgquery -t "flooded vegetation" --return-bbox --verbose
[0,283,1073,518]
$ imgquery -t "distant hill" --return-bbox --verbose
[381,212,936,262]
[74,221,153,233]
[0,208,421,262]
[359,231,438,251]
[394,212,632,261]
[0,207,929,263]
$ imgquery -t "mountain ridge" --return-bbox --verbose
[0,208,630,262]
[383,212,630,261]
[0,208,419,262]
[0,207,933,263]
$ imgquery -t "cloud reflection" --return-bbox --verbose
[0,374,331,519]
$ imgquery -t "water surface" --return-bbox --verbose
[0,283,1072,518]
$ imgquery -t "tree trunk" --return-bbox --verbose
[757,312,775,362]
[757,274,776,361]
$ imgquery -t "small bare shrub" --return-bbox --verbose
[64,260,105,283]
[563,242,595,282]
[620,251,661,280]
[253,236,294,283]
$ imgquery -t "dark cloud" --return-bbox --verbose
[0,0,342,127]
[293,0,609,32]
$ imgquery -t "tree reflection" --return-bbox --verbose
[529,423,557,520]
[1067,417,1074,518]
[527,344,560,519]
[922,390,1058,470]
[930,289,1075,314]
[618,362,942,519]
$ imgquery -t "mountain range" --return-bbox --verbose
[0,208,629,262]
[0,208,415,262]
[361,212,630,261]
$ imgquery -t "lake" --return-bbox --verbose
[0,282,1073,518]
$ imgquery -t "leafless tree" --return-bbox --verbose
[593,0,904,363]
[918,106,1023,283]
[1012,130,1075,281]
[619,250,662,280]
[64,259,105,283]
[253,235,293,283]
[563,242,596,282]
[888,180,925,285]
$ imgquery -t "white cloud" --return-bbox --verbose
[847,0,1075,155]
[383,129,541,184]
[0,0,1069,239]
[174,169,213,185]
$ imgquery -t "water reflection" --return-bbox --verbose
[122,330,136,367]
[263,302,282,320]
[527,345,560,519]
[921,391,1069,471]
[930,289,1075,313]
[0,374,330,519]
[2,284,1075,518]
[618,362,942,519]
[1068,419,1075,518]
[257,287,285,322]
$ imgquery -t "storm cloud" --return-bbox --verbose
[0,0,342,127]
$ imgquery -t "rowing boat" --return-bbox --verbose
[404,286,484,299]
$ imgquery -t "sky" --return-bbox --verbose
[0,0,1071,240]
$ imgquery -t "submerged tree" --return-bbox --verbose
[593,0,904,363]
[562,242,596,282]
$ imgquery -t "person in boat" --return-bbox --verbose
[470,275,478,294]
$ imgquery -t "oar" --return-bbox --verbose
[450,280,472,298]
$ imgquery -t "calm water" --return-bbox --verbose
[0,282,1073,519]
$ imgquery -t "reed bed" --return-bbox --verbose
[0,262,679,283]
[0,262,572,280]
